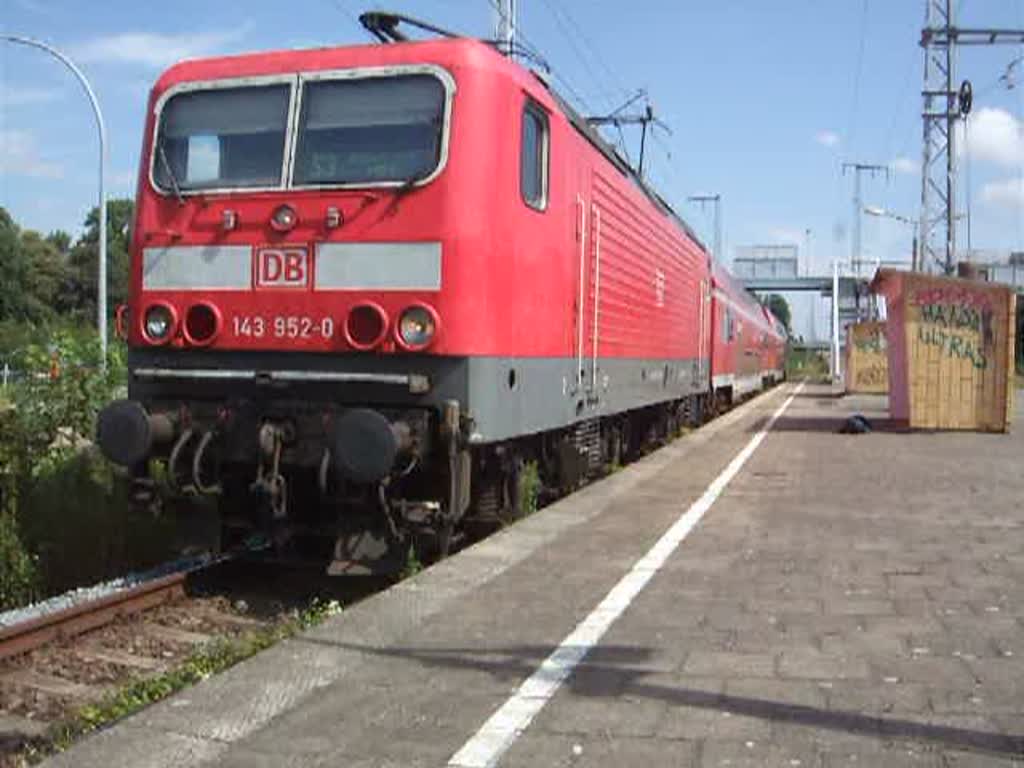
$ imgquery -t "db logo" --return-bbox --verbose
[255,247,309,289]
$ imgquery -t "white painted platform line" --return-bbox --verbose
[446,383,805,768]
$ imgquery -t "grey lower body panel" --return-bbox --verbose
[466,356,707,443]
[127,349,708,445]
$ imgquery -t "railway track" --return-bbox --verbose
[0,556,264,761]
[0,555,385,764]
[0,569,193,663]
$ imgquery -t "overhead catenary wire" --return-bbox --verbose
[487,0,675,174]
[877,15,928,263]
[830,0,871,259]
[845,0,871,156]
[880,34,921,162]
[536,3,681,187]
[615,123,632,165]
[484,0,595,114]
[536,0,633,113]
[326,0,370,39]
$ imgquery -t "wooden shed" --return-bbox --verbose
[870,269,1017,432]
[844,321,889,393]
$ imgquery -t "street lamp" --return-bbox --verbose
[3,35,108,367]
[864,206,918,271]
[864,205,914,226]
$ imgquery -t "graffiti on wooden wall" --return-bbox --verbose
[912,286,995,370]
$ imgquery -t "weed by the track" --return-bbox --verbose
[517,461,540,518]
[20,598,342,765]
[400,545,423,579]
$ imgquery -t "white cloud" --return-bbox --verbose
[891,156,917,175]
[981,177,1024,209]
[73,26,250,69]
[0,130,63,179]
[0,84,61,107]
[815,130,840,148]
[958,107,1024,168]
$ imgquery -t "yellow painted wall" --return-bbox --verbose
[845,322,889,394]
[901,275,1016,431]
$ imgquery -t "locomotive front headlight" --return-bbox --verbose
[143,304,175,343]
[270,204,297,232]
[397,305,437,350]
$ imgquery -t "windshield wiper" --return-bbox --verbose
[381,168,430,216]
[393,165,433,197]
[157,140,186,206]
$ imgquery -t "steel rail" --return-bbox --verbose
[0,571,189,662]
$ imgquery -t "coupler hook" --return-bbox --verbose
[252,423,288,520]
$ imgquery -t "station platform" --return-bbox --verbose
[47,382,1024,767]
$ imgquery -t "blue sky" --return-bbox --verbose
[2,0,1023,286]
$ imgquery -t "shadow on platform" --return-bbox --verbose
[743,415,908,434]
[315,640,1024,759]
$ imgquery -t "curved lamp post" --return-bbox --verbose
[864,206,918,271]
[3,35,108,366]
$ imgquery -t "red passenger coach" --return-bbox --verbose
[710,262,787,406]
[97,12,781,572]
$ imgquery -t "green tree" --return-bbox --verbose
[65,198,133,320]
[0,208,25,322]
[766,294,792,333]
[20,231,67,320]
[46,229,72,255]
[0,207,69,324]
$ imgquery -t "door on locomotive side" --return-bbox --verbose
[584,198,602,403]
[572,164,601,406]
[572,187,586,398]
[697,277,712,388]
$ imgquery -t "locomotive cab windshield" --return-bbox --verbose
[152,68,452,195]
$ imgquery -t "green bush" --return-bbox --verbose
[1,330,122,517]
[0,510,39,610]
[785,347,830,381]
[18,449,179,595]
[0,329,172,604]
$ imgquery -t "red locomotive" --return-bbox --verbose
[97,13,786,572]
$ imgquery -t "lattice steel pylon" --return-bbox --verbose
[918,1,1024,274]
[918,0,957,275]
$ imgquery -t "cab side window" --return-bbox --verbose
[521,102,549,210]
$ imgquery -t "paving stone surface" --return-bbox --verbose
[44,385,1024,767]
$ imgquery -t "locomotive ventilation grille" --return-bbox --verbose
[574,418,603,472]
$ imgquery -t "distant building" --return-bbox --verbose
[961,250,1024,290]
